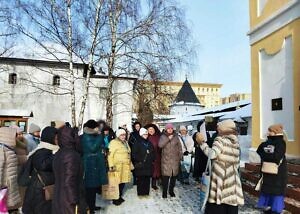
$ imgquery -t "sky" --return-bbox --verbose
[177,0,251,97]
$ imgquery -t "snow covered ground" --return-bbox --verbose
[95,178,262,214]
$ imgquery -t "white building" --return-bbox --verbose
[169,79,205,115]
[0,57,137,131]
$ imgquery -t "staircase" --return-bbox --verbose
[241,162,300,213]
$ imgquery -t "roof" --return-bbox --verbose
[0,109,32,117]
[219,104,252,120]
[0,57,138,81]
[164,100,251,124]
[174,79,200,104]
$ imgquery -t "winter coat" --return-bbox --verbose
[193,131,212,178]
[200,134,244,206]
[158,131,182,177]
[0,127,21,210]
[148,133,161,178]
[81,128,108,187]
[24,134,40,153]
[108,138,132,183]
[178,134,194,153]
[22,146,57,214]
[128,131,139,149]
[52,126,81,214]
[132,137,155,177]
[15,138,28,166]
[257,135,287,195]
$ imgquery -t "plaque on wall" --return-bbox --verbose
[271,98,282,111]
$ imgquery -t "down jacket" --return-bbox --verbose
[52,126,82,214]
[200,135,244,206]
[108,138,132,184]
[158,131,182,177]
[0,127,21,209]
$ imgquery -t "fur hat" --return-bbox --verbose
[116,129,126,138]
[268,124,283,135]
[29,123,41,134]
[139,128,148,136]
[41,126,58,145]
[179,125,187,131]
[0,127,17,147]
[217,119,236,133]
[165,123,174,130]
[84,120,98,129]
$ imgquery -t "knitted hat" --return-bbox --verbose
[41,126,58,145]
[116,129,126,138]
[179,125,187,131]
[0,127,17,147]
[139,128,148,136]
[217,119,236,133]
[268,124,283,135]
[9,125,22,134]
[29,123,41,134]
[165,123,174,130]
[84,120,98,129]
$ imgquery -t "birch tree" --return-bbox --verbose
[99,0,192,126]
[10,0,105,129]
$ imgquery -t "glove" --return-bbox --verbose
[183,151,189,156]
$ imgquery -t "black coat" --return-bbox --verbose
[22,149,55,214]
[52,126,82,214]
[132,137,155,177]
[257,135,287,195]
[192,131,213,178]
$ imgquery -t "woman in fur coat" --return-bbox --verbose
[196,119,244,214]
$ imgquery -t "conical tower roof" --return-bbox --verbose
[174,79,200,104]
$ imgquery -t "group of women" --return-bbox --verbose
[0,118,288,214]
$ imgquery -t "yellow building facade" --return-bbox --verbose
[221,93,251,105]
[249,0,300,157]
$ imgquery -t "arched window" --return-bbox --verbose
[8,73,17,84]
[53,75,60,86]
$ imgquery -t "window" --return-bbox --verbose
[53,75,60,86]
[8,73,17,84]
[99,87,107,99]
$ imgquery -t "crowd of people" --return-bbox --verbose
[0,119,287,214]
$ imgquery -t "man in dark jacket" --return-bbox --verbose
[52,126,81,214]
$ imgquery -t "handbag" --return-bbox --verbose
[0,145,8,214]
[36,171,54,201]
[102,171,119,200]
[199,151,212,212]
[0,187,8,214]
[261,159,283,175]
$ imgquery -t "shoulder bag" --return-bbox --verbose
[35,169,54,201]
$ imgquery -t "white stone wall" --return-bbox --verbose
[170,103,203,115]
[259,36,294,140]
[0,60,135,131]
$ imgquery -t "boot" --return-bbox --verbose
[152,178,158,190]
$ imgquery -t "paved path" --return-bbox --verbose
[95,179,263,214]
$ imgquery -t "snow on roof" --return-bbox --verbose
[220,104,252,120]
[191,99,251,116]
[0,109,32,117]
